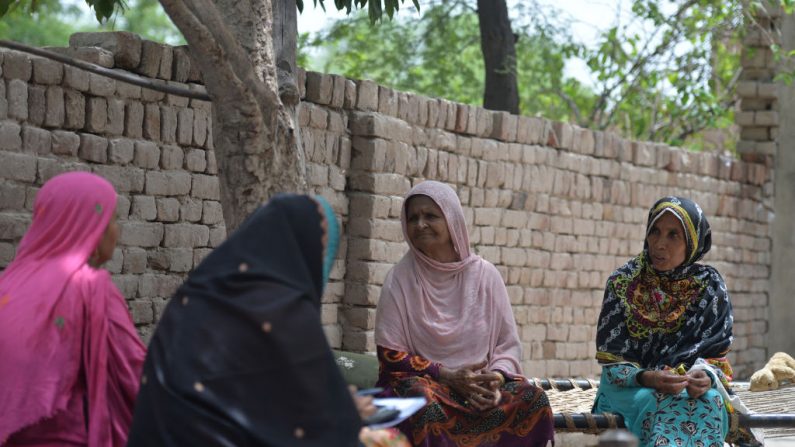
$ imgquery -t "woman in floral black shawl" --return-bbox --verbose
[593,196,754,447]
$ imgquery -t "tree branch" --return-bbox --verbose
[546,87,583,125]
[587,0,701,125]
[158,0,305,230]
[163,0,276,115]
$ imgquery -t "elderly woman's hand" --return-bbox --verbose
[439,360,503,412]
[685,370,712,399]
[638,370,688,395]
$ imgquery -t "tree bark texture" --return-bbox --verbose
[159,0,307,232]
[271,0,300,106]
[477,0,520,114]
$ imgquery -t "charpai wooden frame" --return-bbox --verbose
[535,377,795,437]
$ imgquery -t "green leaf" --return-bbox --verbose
[94,1,114,21]
[0,0,15,16]
[334,0,346,12]
[368,0,381,23]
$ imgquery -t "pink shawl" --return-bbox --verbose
[374,181,523,374]
[0,172,145,446]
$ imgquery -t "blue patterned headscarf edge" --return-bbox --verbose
[315,195,340,289]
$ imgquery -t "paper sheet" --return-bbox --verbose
[367,397,427,430]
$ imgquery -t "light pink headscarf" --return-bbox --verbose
[374,181,523,374]
[0,172,145,446]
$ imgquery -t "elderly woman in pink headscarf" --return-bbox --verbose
[0,172,146,446]
[375,181,554,447]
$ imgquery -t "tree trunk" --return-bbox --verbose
[272,0,300,106]
[159,0,307,232]
[477,0,520,114]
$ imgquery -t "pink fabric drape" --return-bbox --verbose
[0,172,145,446]
[374,181,523,374]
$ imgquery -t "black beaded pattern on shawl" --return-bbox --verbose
[127,194,360,447]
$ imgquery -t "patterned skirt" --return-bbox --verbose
[387,375,554,447]
[594,384,729,447]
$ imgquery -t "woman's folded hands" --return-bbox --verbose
[638,369,712,399]
[439,360,504,412]
[684,370,712,399]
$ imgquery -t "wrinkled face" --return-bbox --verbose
[94,211,120,266]
[405,195,453,261]
[646,211,687,272]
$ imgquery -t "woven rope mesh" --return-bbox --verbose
[543,381,795,438]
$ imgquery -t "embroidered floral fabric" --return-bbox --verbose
[595,363,730,447]
[601,363,643,388]
[376,346,441,384]
[596,255,733,370]
[360,427,411,447]
[376,347,553,447]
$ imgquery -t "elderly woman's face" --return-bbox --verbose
[646,211,687,272]
[405,195,454,262]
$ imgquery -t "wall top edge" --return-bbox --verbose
[0,35,773,182]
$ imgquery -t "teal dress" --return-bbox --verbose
[594,363,728,447]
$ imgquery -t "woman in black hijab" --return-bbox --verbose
[593,196,758,446]
[127,194,361,446]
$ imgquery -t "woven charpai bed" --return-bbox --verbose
[332,351,795,438]
[533,378,795,438]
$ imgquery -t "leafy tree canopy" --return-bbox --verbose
[297,0,420,22]
[4,0,793,149]
[302,1,586,124]
[0,0,415,24]
[0,0,88,46]
[0,0,183,45]
[302,0,792,149]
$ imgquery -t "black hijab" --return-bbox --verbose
[595,196,734,371]
[127,194,361,446]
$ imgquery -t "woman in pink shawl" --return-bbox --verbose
[374,181,554,447]
[0,172,146,447]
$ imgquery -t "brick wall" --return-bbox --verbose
[0,33,773,379]
[736,3,779,162]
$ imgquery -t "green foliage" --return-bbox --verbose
[297,0,420,23]
[84,0,118,21]
[98,0,183,44]
[3,0,790,150]
[305,5,482,106]
[296,31,312,69]
[0,0,90,46]
[303,2,585,123]
[0,0,182,46]
[0,0,122,21]
[580,0,746,146]
[301,0,760,148]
